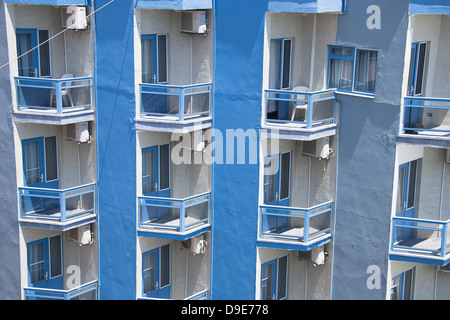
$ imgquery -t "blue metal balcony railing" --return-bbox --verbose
[259,201,333,244]
[138,192,211,233]
[24,280,98,300]
[264,89,336,129]
[403,96,450,135]
[15,76,93,114]
[138,289,209,301]
[139,83,212,121]
[19,183,96,224]
[391,216,450,259]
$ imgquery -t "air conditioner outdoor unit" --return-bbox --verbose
[192,130,205,152]
[63,6,88,30]
[67,122,89,143]
[438,264,450,273]
[303,137,330,159]
[69,224,93,246]
[190,235,207,255]
[181,11,207,34]
[298,246,326,266]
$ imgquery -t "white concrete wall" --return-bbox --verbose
[134,8,214,85]
[262,12,338,92]
[14,122,97,189]
[136,233,211,299]
[136,131,211,198]
[19,225,98,297]
[255,244,332,300]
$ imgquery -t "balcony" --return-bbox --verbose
[390,217,450,266]
[400,96,450,148]
[18,183,96,231]
[136,83,212,133]
[23,280,98,300]
[258,201,333,251]
[137,192,211,240]
[13,76,94,125]
[263,89,337,141]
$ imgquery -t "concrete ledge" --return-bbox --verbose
[13,110,95,125]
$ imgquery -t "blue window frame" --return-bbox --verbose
[16,29,51,77]
[328,45,378,94]
[142,244,171,299]
[391,268,414,300]
[141,34,167,84]
[27,235,63,290]
[260,255,288,300]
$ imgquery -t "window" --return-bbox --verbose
[16,29,51,77]
[261,256,288,300]
[391,268,414,300]
[142,244,171,299]
[328,46,378,94]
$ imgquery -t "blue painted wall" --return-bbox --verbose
[0,0,21,300]
[331,0,409,299]
[94,0,137,299]
[211,0,267,300]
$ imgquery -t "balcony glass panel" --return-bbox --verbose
[19,183,96,224]
[24,280,98,300]
[139,83,212,121]
[15,76,93,114]
[259,201,333,244]
[403,97,450,136]
[138,192,210,233]
[391,217,450,259]
[265,89,336,129]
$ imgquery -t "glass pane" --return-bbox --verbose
[49,235,62,278]
[160,244,170,288]
[328,58,353,90]
[16,32,35,77]
[38,30,51,77]
[157,35,167,83]
[415,43,426,95]
[142,149,155,195]
[143,251,156,294]
[269,40,281,90]
[279,153,290,200]
[407,46,415,96]
[403,269,414,300]
[264,157,277,204]
[277,256,287,300]
[331,47,354,56]
[159,144,170,190]
[355,50,377,93]
[45,136,57,181]
[407,160,417,210]
[24,141,41,185]
[261,263,273,300]
[141,38,154,83]
[396,166,406,214]
[281,39,291,89]
[29,242,45,284]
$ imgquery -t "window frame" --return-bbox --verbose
[327,45,378,95]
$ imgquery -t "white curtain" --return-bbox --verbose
[16,33,35,77]
[24,141,40,185]
[355,50,377,92]
[142,149,155,195]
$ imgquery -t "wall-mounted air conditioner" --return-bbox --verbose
[63,6,88,30]
[67,122,89,143]
[192,130,205,152]
[303,137,330,159]
[298,245,327,266]
[438,264,450,273]
[69,224,93,246]
[181,11,207,34]
[191,235,207,255]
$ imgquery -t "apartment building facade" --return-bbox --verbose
[0,0,450,300]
